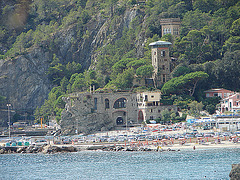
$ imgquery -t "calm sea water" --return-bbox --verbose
[0,148,239,180]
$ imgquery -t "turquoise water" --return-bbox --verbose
[0,148,239,180]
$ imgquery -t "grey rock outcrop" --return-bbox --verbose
[0,48,52,110]
[61,95,114,135]
[229,164,240,180]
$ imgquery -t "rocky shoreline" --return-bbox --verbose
[0,145,78,154]
[229,164,240,180]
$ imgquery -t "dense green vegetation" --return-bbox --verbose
[0,95,6,105]
[1,0,240,122]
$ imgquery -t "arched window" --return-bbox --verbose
[105,99,109,109]
[113,98,127,109]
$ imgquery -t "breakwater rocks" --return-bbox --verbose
[229,164,240,180]
[86,145,180,152]
[0,145,77,154]
[0,145,180,154]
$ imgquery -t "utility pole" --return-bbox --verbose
[7,104,11,140]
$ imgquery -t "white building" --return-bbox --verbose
[137,91,177,122]
[214,115,240,132]
[220,93,240,113]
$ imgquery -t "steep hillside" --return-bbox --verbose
[0,0,149,123]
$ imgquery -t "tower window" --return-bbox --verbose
[161,51,165,57]
[145,95,148,101]
[163,74,166,82]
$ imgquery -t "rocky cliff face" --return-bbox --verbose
[61,95,114,135]
[0,7,146,123]
[0,48,52,110]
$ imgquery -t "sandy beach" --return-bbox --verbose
[1,126,240,152]
[150,141,240,151]
[90,128,240,151]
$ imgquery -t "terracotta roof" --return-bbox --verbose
[204,88,233,93]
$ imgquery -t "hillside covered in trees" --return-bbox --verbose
[0,0,240,124]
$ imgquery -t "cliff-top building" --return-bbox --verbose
[160,18,181,37]
[149,40,172,87]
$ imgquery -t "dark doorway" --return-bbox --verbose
[138,110,144,123]
[116,117,124,125]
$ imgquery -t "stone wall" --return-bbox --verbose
[61,92,177,135]
[139,105,177,121]
[61,92,138,135]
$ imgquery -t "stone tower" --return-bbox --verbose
[149,41,172,88]
[160,18,181,37]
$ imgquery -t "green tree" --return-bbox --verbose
[47,62,65,85]
[71,73,86,92]
[205,104,216,115]
[113,68,134,89]
[230,18,240,36]
[188,101,204,117]
[112,58,135,78]
[126,59,148,69]
[171,64,191,77]
[214,50,240,90]
[181,9,211,33]
[161,109,172,124]
[202,96,220,114]
[136,65,154,79]
[60,77,68,92]
[161,71,209,96]
[0,95,6,105]
[65,61,82,79]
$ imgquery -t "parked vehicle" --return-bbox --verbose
[32,139,48,146]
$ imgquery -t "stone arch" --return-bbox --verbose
[113,97,127,109]
[112,110,127,126]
